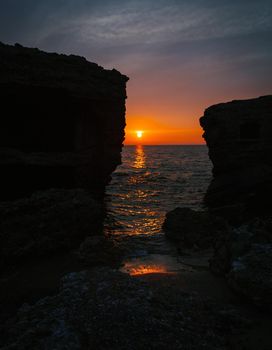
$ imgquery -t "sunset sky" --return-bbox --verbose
[1,0,272,144]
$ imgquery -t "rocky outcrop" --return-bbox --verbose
[0,268,245,350]
[200,95,272,218]
[199,96,272,308]
[163,207,228,249]
[210,217,272,308]
[0,42,128,200]
[0,189,103,272]
[228,244,272,309]
[0,43,128,313]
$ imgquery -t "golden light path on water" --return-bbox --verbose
[116,145,179,275]
[121,144,160,235]
[106,145,212,275]
[133,144,145,169]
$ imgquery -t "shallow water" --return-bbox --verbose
[104,145,213,275]
[105,145,212,237]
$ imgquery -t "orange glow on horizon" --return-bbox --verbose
[124,115,205,145]
[123,77,207,145]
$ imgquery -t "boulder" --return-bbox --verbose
[162,207,228,249]
[78,235,123,266]
[210,217,272,308]
[210,217,272,274]
[0,189,102,271]
[228,244,272,309]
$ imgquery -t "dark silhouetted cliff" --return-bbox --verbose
[0,42,129,200]
[0,43,128,296]
[200,95,272,217]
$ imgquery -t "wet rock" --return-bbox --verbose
[209,203,247,226]
[0,189,102,271]
[0,268,246,350]
[210,217,272,274]
[163,207,228,249]
[210,224,252,275]
[200,95,272,218]
[228,244,272,309]
[78,235,124,267]
[210,217,272,308]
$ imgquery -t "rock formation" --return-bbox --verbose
[162,207,228,249]
[0,42,129,200]
[210,217,272,308]
[0,43,128,317]
[0,268,244,350]
[163,96,272,310]
[199,96,272,308]
[0,189,103,272]
[200,95,272,217]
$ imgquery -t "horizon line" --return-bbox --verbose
[124,143,206,146]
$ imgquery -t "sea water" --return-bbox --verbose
[105,145,212,236]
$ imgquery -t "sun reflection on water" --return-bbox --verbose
[134,145,145,169]
[121,255,181,275]
[121,262,170,276]
[125,264,169,275]
[105,146,212,238]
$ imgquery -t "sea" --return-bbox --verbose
[105,145,212,237]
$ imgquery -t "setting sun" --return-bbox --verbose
[136,130,143,138]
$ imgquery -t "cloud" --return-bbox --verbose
[33,0,272,45]
[2,1,271,49]
[0,0,271,124]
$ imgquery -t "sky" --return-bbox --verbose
[0,0,272,144]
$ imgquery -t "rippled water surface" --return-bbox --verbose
[105,145,212,236]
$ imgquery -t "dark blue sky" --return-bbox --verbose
[1,0,272,143]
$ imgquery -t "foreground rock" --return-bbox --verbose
[0,42,128,289]
[78,235,124,267]
[228,244,272,309]
[0,268,246,350]
[198,96,272,309]
[200,95,272,218]
[0,42,128,200]
[210,217,272,308]
[163,207,228,249]
[0,189,103,272]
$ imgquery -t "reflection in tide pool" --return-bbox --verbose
[122,263,169,275]
[120,254,194,275]
[105,146,212,236]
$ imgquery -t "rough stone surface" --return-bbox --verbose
[0,42,128,200]
[78,235,124,267]
[200,96,272,309]
[200,95,272,216]
[0,189,102,271]
[0,268,245,350]
[228,244,272,309]
[210,217,272,308]
[163,207,228,249]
